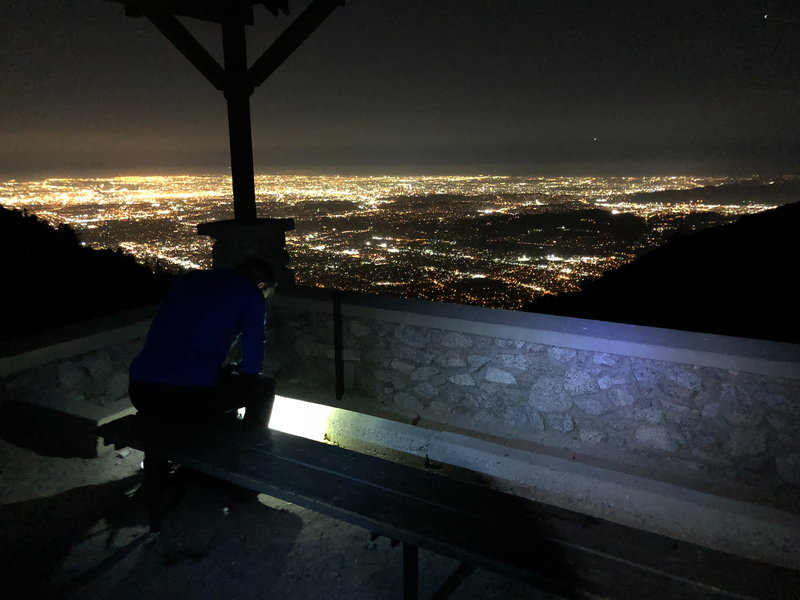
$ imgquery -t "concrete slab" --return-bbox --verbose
[0,394,135,458]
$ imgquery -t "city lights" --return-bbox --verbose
[0,174,776,309]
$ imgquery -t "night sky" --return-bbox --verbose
[1,0,798,177]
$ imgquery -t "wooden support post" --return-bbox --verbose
[222,18,257,222]
[403,542,419,600]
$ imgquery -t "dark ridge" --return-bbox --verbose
[0,206,177,342]
[524,201,800,344]
[620,177,800,206]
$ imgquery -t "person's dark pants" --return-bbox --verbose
[129,372,276,429]
[130,373,275,521]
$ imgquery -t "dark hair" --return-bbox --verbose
[235,258,275,286]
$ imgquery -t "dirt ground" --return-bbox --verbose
[0,433,565,600]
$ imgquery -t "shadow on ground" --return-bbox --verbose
[0,474,145,598]
[0,471,305,600]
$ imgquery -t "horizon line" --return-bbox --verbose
[2,169,793,183]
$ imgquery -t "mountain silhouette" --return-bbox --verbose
[525,201,800,344]
[0,206,176,342]
[620,177,800,206]
[4,196,798,345]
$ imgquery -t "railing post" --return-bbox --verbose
[333,291,344,400]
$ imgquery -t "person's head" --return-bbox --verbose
[235,258,277,298]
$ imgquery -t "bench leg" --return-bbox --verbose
[143,454,168,533]
[403,542,418,600]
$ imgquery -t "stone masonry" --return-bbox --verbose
[272,307,800,504]
[2,339,143,411]
[3,294,798,509]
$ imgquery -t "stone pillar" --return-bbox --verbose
[197,218,295,286]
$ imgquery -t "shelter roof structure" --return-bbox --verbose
[106,0,345,220]
[118,1,290,24]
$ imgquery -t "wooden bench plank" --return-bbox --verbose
[99,415,800,600]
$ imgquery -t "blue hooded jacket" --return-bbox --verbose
[130,269,266,386]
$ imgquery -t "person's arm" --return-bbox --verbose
[238,291,267,375]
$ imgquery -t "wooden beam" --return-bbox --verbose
[248,0,345,91]
[260,0,290,17]
[106,0,342,222]
[108,0,256,25]
[222,19,258,220]
[146,12,226,90]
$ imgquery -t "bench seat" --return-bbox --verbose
[98,414,800,600]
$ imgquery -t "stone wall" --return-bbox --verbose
[270,289,800,508]
[0,314,150,457]
[2,339,142,413]
[2,288,798,509]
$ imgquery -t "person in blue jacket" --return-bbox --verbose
[129,258,277,429]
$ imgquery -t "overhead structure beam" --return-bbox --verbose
[249,0,345,90]
[114,0,258,24]
[106,0,344,221]
[146,12,226,90]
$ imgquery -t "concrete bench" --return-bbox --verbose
[98,414,799,600]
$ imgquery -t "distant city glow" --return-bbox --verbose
[0,174,777,309]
